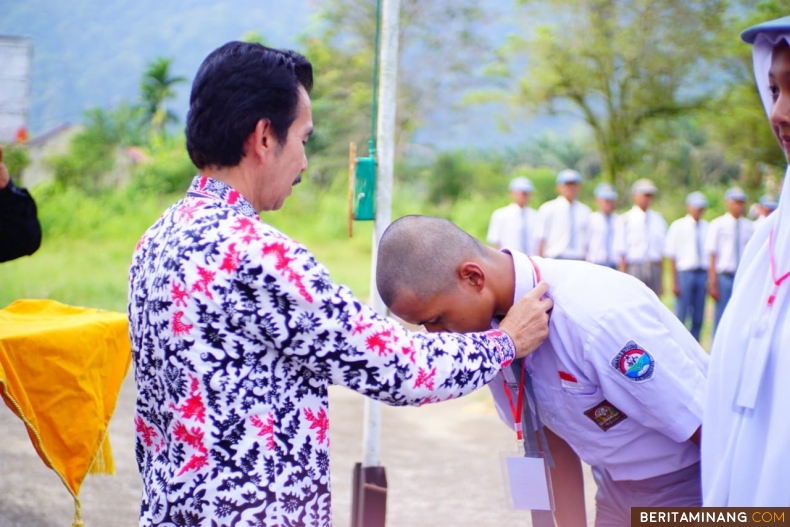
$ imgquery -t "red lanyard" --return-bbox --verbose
[502,360,526,440]
[501,255,542,441]
[768,230,790,308]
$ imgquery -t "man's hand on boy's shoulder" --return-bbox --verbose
[498,281,552,359]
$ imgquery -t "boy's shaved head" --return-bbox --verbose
[376,215,486,307]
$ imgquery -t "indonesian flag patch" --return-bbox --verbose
[610,340,655,382]
[558,370,583,390]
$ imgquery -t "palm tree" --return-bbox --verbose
[140,57,186,139]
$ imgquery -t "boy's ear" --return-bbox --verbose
[458,262,485,291]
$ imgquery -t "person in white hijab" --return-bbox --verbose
[702,15,790,506]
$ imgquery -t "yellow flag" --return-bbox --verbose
[0,299,131,525]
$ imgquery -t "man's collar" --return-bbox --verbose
[186,175,258,218]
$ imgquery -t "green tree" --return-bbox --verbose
[703,0,786,194]
[48,103,147,192]
[140,57,186,139]
[297,0,490,187]
[500,0,728,185]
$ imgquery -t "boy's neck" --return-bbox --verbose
[487,248,517,318]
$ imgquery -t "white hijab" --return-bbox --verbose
[702,32,790,505]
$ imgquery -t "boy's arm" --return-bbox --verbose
[543,426,587,527]
[584,296,707,444]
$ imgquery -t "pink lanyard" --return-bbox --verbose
[768,230,790,308]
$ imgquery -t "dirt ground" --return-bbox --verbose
[0,373,598,526]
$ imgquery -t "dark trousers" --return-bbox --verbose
[675,270,707,341]
[626,261,662,297]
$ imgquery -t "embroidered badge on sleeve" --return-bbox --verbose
[610,340,655,382]
[583,400,628,431]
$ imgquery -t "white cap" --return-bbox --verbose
[509,176,534,193]
[556,169,581,185]
[631,178,658,195]
[686,191,708,208]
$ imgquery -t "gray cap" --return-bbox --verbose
[631,178,658,195]
[686,191,708,209]
[556,169,581,185]
[759,194,778,210]
[725,186,747,202]
[509,176,534,193]
[594,183,617,200]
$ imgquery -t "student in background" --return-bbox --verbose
[613,178,667,297]
[705,186,755,333]
[537,169,591,260]
[487,176,540,255]
[665,191,709,342]
[586,182,619,269]
[754,193,778,228]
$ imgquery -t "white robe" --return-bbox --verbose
[702,32,790,506]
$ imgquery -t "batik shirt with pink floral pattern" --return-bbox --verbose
[128,176,515,526]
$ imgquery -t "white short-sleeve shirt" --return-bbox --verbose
[487,203,541,255]
[489,252,708,481]
[704,213,756,274]
[665,215,709,271]
[612,206,668,264]
[537,197,591,259]
[586,211,619,266]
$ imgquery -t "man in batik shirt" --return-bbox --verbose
[128,41,552,526]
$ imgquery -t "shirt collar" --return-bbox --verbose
[506,250,538,304]
[186,175,258,218]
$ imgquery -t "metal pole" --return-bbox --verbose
[351,2,400,525]
[362,0,400,470]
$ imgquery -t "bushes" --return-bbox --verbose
[1,144,31,183]
[129,140,196,195]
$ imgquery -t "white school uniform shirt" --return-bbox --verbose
[489,251,708,481]
[704,213,755,274]
[537,196,591,259]
[612,206,667,264]
[586,211,619,266]
[487,203,541,255]
[664,215,709,271]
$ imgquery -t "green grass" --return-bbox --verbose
[0,184,379,312]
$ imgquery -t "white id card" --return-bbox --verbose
[500,452,552,510]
